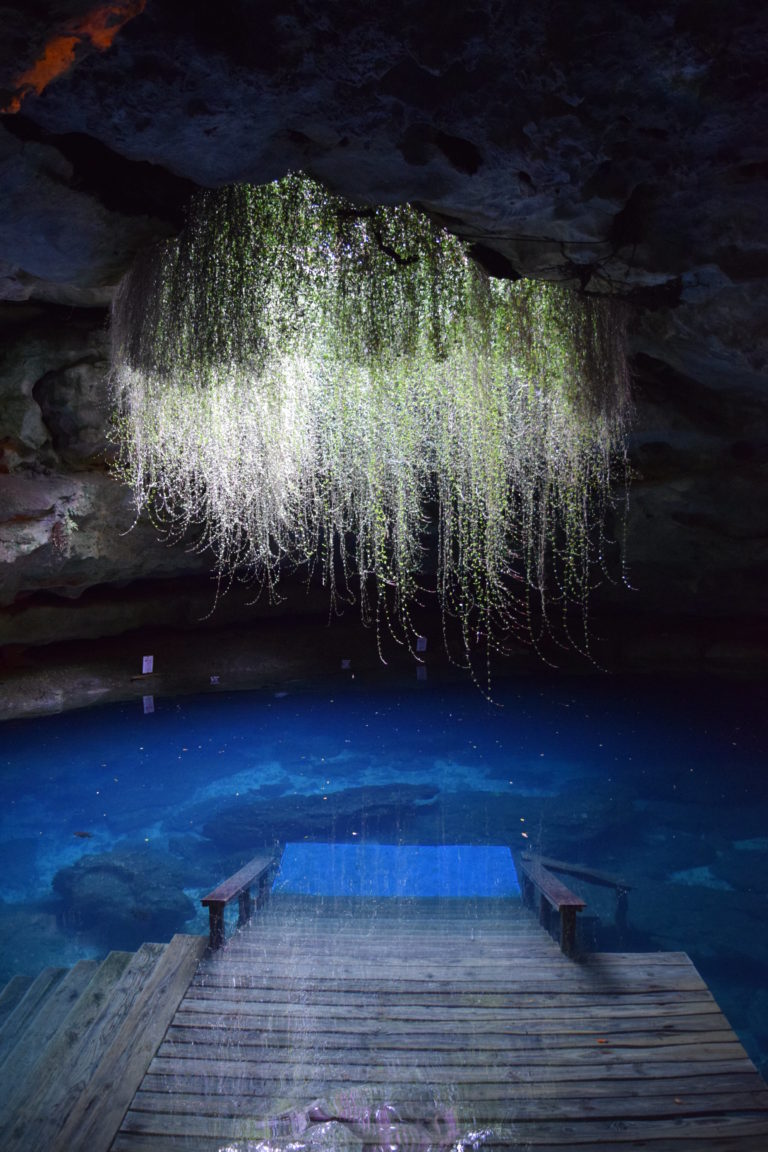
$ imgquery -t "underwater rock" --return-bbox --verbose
[709,843,768,895]
[631,882,768,968]
[0,897,94,986]
[201,784,439,853]
[669,865,734,892]
[52,847,195,948]
[408,789,633,854]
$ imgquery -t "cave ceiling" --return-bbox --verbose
[0,0,766,674]
[0,3,764,329]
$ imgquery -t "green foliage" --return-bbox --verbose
[110,173,631,684]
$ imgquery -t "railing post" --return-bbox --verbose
[208,902,225,950]
[560,907,577,957]
[238,887,253,927]
[257,872,270,909]
[515,853,586,959]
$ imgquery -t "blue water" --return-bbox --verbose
[0,672,766,1073]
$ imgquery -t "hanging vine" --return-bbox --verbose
[110,173,631,685]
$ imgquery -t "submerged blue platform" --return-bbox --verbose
[273,841,521,898]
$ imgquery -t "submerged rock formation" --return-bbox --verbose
[0,0,765,691]
[52,847,196,948]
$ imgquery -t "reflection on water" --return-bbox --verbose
[0,672,766,1074]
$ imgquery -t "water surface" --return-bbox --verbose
[1,671,765,1073]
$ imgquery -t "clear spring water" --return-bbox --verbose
[0,671,766,1075]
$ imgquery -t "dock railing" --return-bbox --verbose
[515,851,631,957]
[201,847,283,950]
[516,854,586,957]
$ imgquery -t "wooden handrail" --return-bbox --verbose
[515,854,585,957]
[521,852,630,935]
[523,853,630,892]
[201,848,282,950]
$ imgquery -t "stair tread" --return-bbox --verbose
[4,943,166,1151]
[52,934,207,1152]
[0,959,100,1094]
[0,950,133,1148]
[0,975,34,1030]
[0,966,67,1066]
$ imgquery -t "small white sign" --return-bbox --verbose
[142,655,154,675]
[416,635,427,653]
[143,695,155,714]
[417,666,428,682]
[341,658,351,670]
[210,674,220,685]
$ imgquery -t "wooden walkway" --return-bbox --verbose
[109,893,768,1151]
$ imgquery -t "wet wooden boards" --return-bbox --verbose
[114,895,768,1151]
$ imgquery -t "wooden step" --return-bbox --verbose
[0,975,33,1031]
[0,958,101,1119]
[0,965,67,1066]
[51,934,207,1152]
[0,949,133,1150]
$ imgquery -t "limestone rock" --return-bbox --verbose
[0,469,209,608]
[202,784,440,854]
[52,847,196,948]
[0,122,169,304]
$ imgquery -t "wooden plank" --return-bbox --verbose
[518,858,586,909]
[494,1140,768,1152]
[250,917,530,934]
[111,1136,259,1152]
[200,852,277,906]
[0,966,66,1065]
[117,1108,768,1143]
[222,932,557,951]
[110,1136,768,1152]
[522,852,631,891]
[130,1085,768,1119]
[0,976,33,1030]
[187,979,718,1006]
[169,1008,731,1036]
[483,1114,768,1143]
[1,950,133,1152]
[155,1038,748,1067]
[203,956,702,979]
[202,951,700,973]
[162,1023,744,1051]
[20,944,166,1151]
[187,987,720,1014]
[133,1075,768,1107]
[205,949,696,967]
[141,1066,764,1100]
[188,970,709,993]
[0,959,100,1109]
[117,1092,768,1138]
[196,966,707,986]
[51,934,207,1152]
[147,1048,754,1081]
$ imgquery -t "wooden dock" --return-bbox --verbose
[2,891,767,1150]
